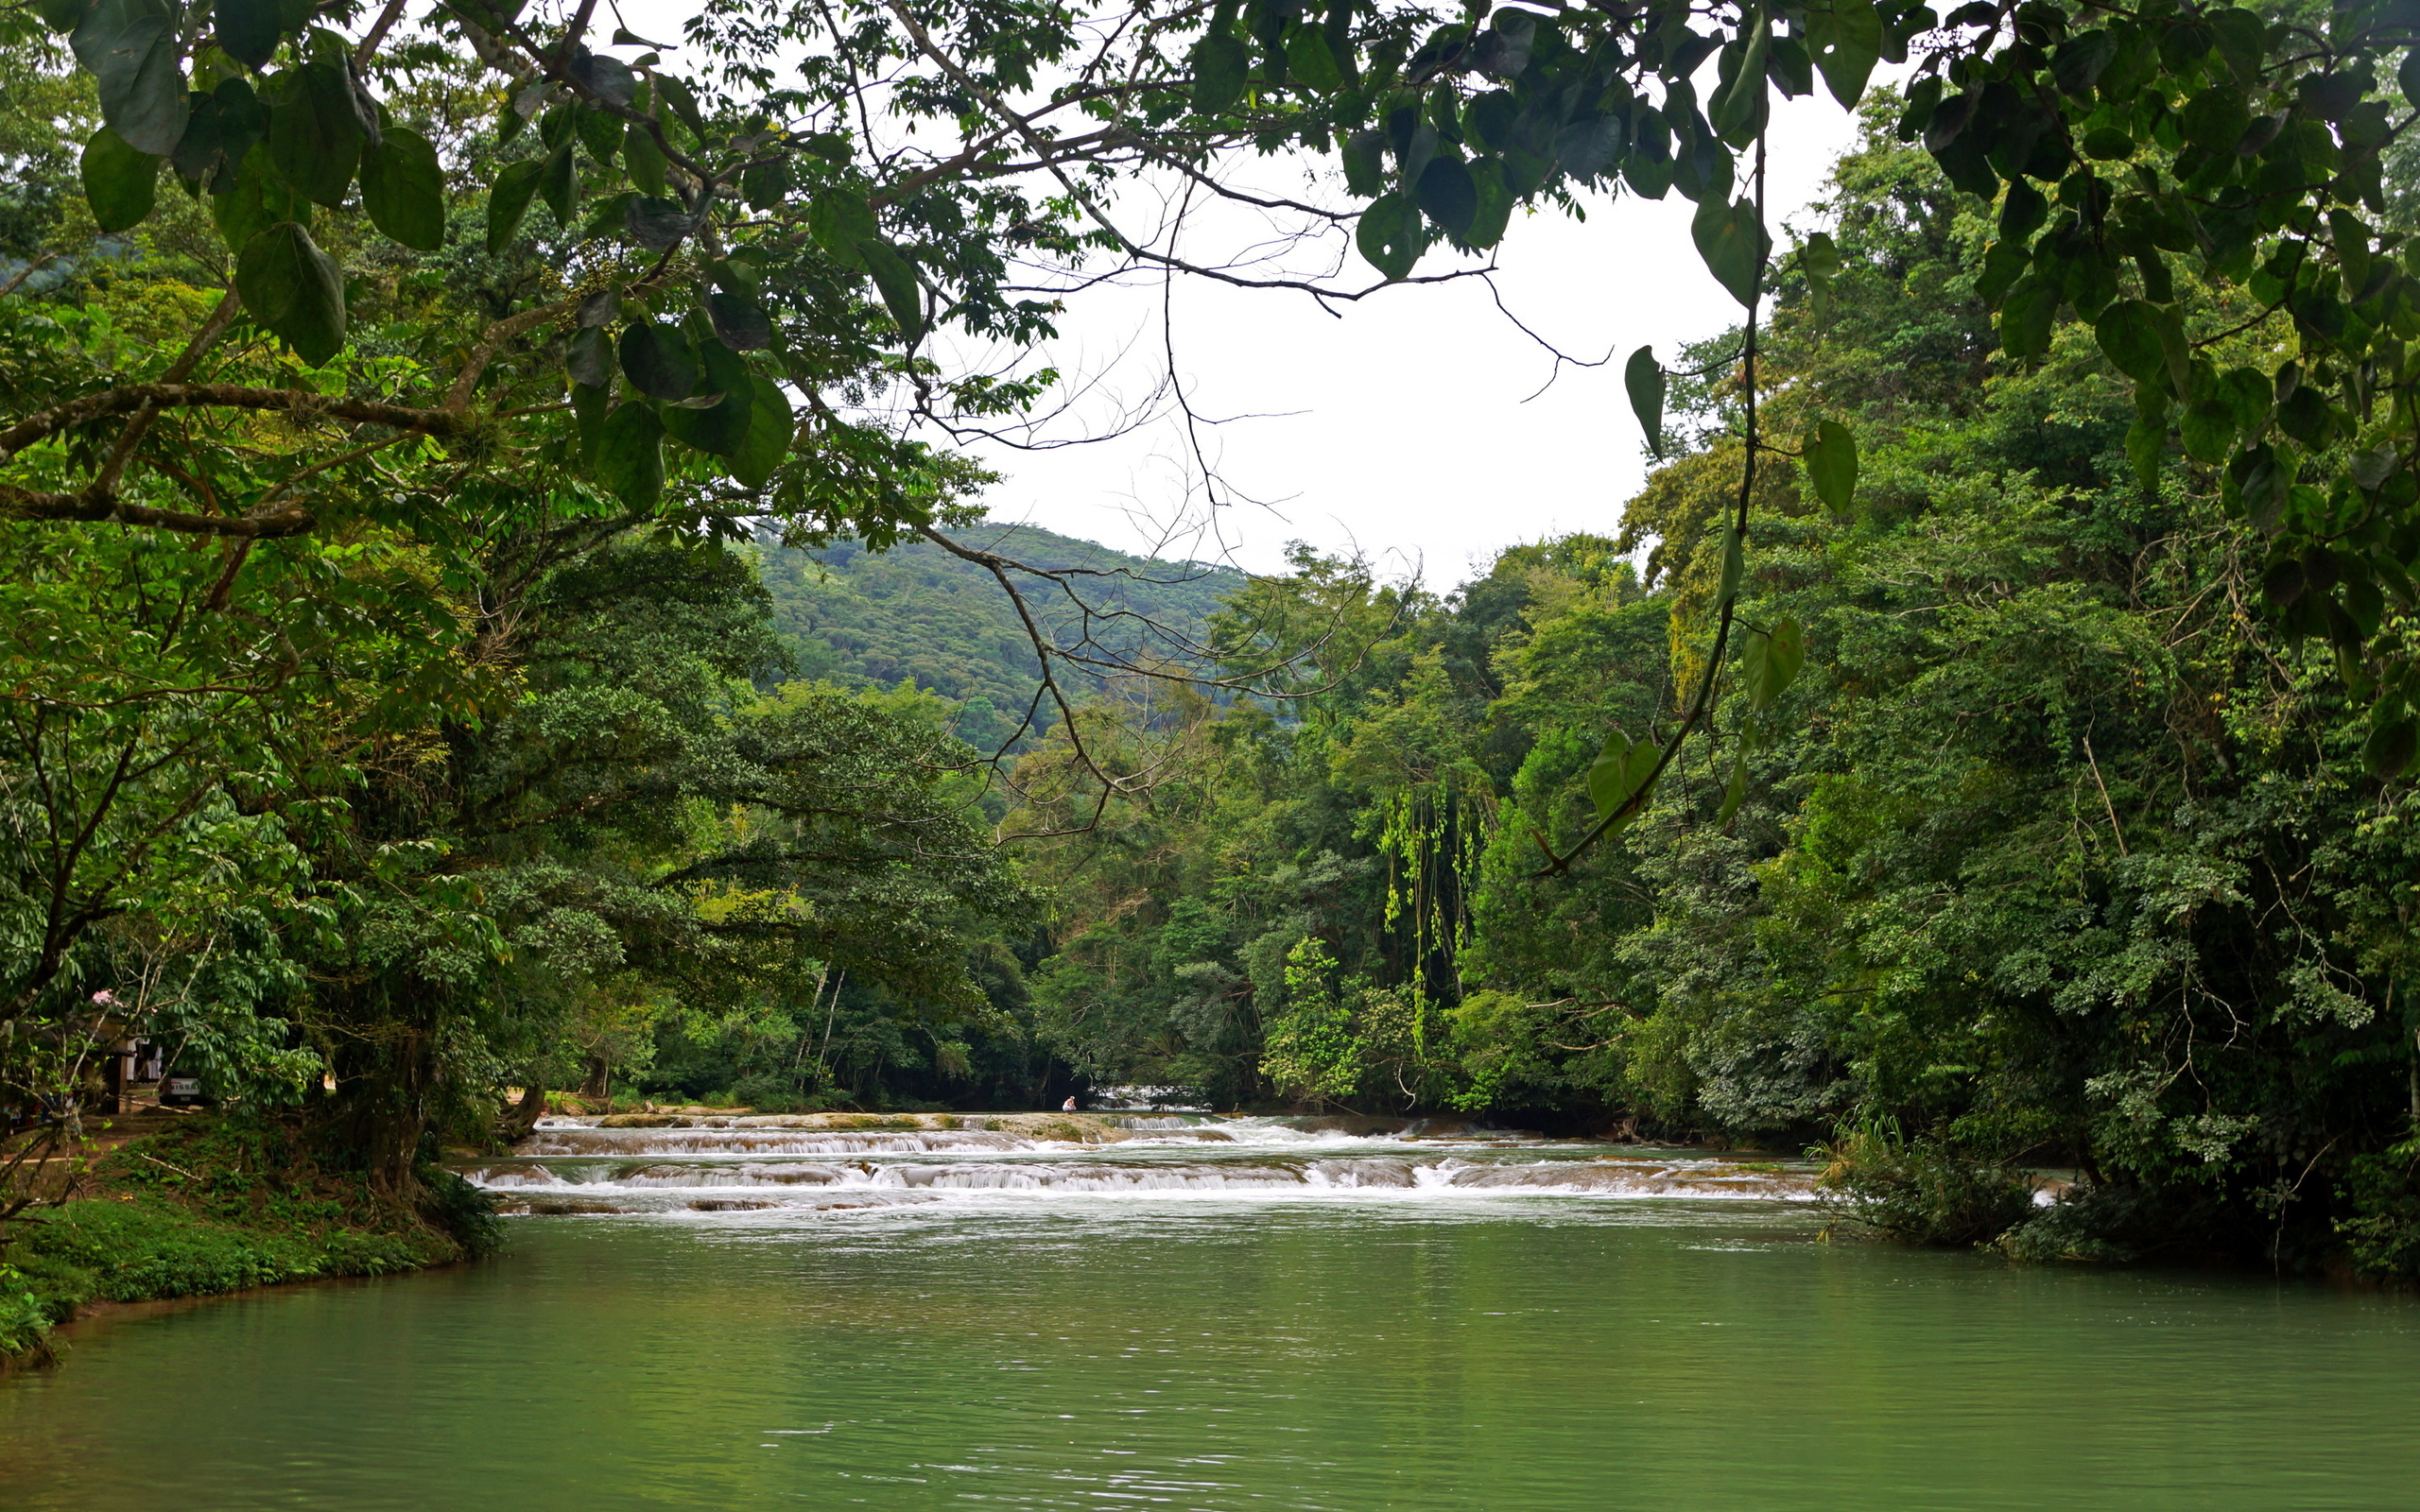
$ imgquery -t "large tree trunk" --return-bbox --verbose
[498,1082,546,1143]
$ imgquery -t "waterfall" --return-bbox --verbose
[459,1113,1814,1217]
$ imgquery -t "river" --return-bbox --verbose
[4,1114,2417,1509]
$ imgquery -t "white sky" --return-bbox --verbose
[938,91,1872,583]
[605,2,1876,584]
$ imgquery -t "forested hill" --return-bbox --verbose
[755,523,1246,747]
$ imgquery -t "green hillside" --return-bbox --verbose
[756,522,1246,749]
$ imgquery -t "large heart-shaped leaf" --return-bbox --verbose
[1708,18,1771,147]
[81,127,159,232]
[1806,0,1881,108]
[663,339,755,457]
[623,124,668,197]
[1742,617,1806,710]
[623,196,693,250]
[596,403,666,508]
[2094,299,2185,388]
[708,291,772,352]
[1414,155,1477,239]
[1340,129,1387,198]
[566,49,637,107]
[1803,419,1858,513]
[1355,193,1422,281]
[1586,730,1663,826]
[73,0,188,156]
[213,0,285,69]
[538,140,577,227]
[234,220,345,366]
[808,189,876,266]
[728,374,794,490]
[359,127,444,250]
[619,321,700,401]
[565,324,613,388]
[1625,346,1666,458]
[486,158,542,252]
[856,236,925,347]
[268,61,361,209]
[1692,193,1768,307]
[1191,30,1251,114]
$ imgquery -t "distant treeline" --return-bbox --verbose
[755,524,1243,751]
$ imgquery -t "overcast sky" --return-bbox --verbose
[605,3,1880,586]
[933,91,1875,585]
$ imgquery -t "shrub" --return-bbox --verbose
[1818,1127,2037,1247]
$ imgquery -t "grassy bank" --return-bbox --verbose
[2,1116,498,1370]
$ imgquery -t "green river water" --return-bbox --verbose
[3,1116,2417,1510]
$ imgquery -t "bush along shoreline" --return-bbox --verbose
[1,1115,501,1371]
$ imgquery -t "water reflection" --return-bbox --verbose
[4,1192,2417,1511]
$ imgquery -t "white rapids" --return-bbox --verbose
[461,1112,1815,1217]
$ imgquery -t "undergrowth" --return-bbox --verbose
[1,1115,497,1369]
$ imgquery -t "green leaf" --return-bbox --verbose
[73,0,189,157]
[1463,158,1512,249]
[1761,617,1806,708]
[1414,155,1476,239]
[1340,129,1388,198]
[619,320,700,401]
[211,146,298,250]
[571,376,610,464]
[2094,299,2186,389]
[707,291,772,352]
[1718,749,1749,823]
[1356,193,1422,281]
[486,158,542,253]
[809,189,877,265]
[653,74,706,141]
[1285,24,1342,94]
[1586,730,1663,825]
[1803,420,1858,513]
[565,323,613,388]
[2125,415,2164,489]
[538,139,577,227]
[856,236,926,347]
[663,338,755,457]
[1807,0,1882,109]
[596,403,666,508]
[1192,31,1251,114]
[2363,715,2415,779]
[214,0,285,69]
[1692,194,1768,308]
[80,127,159,233]
[2180,400,2236,464]
[1709,18,1771,147]
[728,374,793,490]
[268,62,361,209]
[234,220,345,367]
[2403,47,2420,112]
[623,124,668,197]
[1625,346,1666,458]
[565,50,637,108]
[742,156,792,210]
[1999,279,2057,360]
[1801,229,1840,319]
[623,196,694,250]
[1718,524,1744,602]
[358,127,443,250]
[575,102,622,166]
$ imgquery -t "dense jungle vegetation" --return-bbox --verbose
[6,0,2420,1326]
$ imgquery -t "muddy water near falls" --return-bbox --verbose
[5,1114,2419,1510]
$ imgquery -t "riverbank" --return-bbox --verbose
[2,1116,492,1372]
